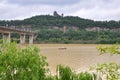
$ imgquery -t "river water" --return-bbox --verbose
[36,44,120,75]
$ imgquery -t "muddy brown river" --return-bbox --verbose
[35,44,120,75]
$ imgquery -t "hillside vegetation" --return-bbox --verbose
[0,13,120,44]
[0,15,120,29]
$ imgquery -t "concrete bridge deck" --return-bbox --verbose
[0,26,37,44]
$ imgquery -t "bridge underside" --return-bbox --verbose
[2,33,34,44]
[0,26,36,44]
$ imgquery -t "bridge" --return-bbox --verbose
[0,26,37,44]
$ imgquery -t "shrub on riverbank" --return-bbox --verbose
[0,42,48,80]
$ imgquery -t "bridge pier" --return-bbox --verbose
[0,26,36,44]
[29,34,34,44]
[2,33,11,43]
[20,34,26,44]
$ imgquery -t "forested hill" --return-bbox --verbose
[0,14,120,44]
[0,15,120,29]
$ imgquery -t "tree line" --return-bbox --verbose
[0,29,119,44]
[36,29,120,44]
[0,15,120,29]
[0,15,120,44]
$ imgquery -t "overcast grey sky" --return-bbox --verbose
[0,0,120,21]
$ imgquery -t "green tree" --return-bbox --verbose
[90,45,120,80]
[0,42,48,80]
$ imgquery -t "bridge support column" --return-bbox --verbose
[2,33,11,43]
[20,34,26,44]
[29,34,34,44]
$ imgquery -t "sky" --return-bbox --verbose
[0,0,120,21]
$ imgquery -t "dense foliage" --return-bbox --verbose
[0,15,120,44]
[0,42,48,80]
[90,45,120,80]
[0,15,120,29]
[3,29,120,44]
[37,29,120,44]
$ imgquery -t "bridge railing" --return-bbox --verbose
[0,26,35,33]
